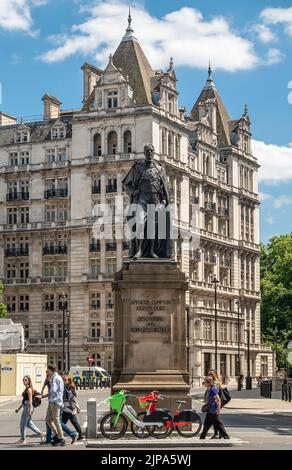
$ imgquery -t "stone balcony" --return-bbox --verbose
[86,153,136,165]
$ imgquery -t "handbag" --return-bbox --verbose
[201,403,210,413]
[219,387,231,407]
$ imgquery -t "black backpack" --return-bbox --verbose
[219,387,231,407]
[32,392,42,408]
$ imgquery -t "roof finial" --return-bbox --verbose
[128,6,132,28]
[169,56,173,70]
[122,6,135,41]
[109,53,113,64]
[208,60,212,79]
[244,103,248,115]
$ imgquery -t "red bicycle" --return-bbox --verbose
[130,390,202,439]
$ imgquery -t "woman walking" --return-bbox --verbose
[15,376,45,444]
[200,377,229,440]
[208,369,223,438]
[61,375,83,440]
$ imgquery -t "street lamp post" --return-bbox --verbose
[212,277,219,371]
[245,321,252,390]
[235,299,241,391]
[186,304,190,378]
[67,310,70,372]
[60,293,67,372]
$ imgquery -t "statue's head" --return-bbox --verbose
[144,144,154,162]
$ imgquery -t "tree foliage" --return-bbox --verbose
[261,234,292,367]
[0,282,6,318]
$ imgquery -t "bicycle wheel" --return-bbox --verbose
[175,413,202,437]
[100,412,128,440]
[130,411,150,439]
[147,421,173,439]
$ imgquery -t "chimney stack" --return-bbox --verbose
[81,63,102,103]
[42,94,62,120]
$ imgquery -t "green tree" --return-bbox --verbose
[261,234,292,367]
[0,282,7,318]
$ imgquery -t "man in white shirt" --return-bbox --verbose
[42,364,65,446]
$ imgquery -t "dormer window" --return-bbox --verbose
[14,131,29,144]
[51,126,65,140]
[107,91,118,109]
[168,94,175,114]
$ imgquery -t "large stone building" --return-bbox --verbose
[0,16,272,383]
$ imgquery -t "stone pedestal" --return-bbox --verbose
[112,259,191,413]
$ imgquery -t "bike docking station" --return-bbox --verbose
[112,259,191,414]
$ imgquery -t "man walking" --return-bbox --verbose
[42,365,65,446]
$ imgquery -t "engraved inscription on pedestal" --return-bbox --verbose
[125,290,176,371]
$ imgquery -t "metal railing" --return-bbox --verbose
[44,188,68,198]
[43,245,68,255]
[6,191,29,201]
[5,247,29,257]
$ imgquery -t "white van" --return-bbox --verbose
[69,365,111,380]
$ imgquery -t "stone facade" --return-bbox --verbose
[0,17,272,382]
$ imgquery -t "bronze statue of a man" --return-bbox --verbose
[123,144,172,259]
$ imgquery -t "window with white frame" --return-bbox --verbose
[219,321,228,341]
[14,130,29,144]
[9,152,18,166]
[107,322,113,339]
[6,295,16,312]
[46,148,56,163]
[91,322,100,338]
[107,90,118,109]
[19,295,29,312]
[7,208,18,224]
[90,292,100,309]
[19,263,29,279]
[51,126,65,140]
[203,320,212,340]
[43,294,55,311]
[44,323,54,339]
[6,263,16,279]
[19,207,29,224]
[90,259,100,276]
[107,259,116,273]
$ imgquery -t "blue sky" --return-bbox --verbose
[0,0,292,243]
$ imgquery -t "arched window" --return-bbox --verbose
[123,130,132,153]
[93,133,101,156]
[108,131,117,155]
[91,353,101,367]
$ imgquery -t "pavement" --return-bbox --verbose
[1,386,292,450]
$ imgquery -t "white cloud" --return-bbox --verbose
[0,0,47,34]
[250,23,277,43]
[263,48,284,65]
[259,192,272,202]
[273,196,292,209]
[40,0,259,71]
[252,139,292,184]
[261,7,292,36]
[266,216,275,225]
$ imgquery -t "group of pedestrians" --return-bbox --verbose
[15,365,83,446]
[200,369,230,440]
